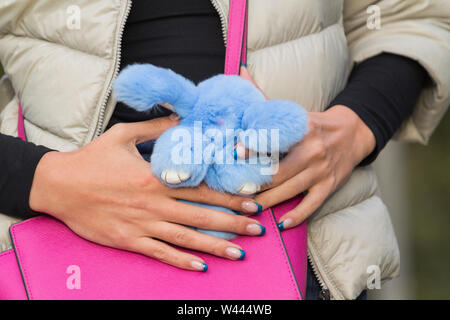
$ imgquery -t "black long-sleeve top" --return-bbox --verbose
[0,0,428,218]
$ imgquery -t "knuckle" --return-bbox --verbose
[111,123,128,137]
[152,118,165,131]
[135,172,155,188]
[110,227,131,248]
[230,216,247,233]
[307,118,319,133]
[210,240,225,256]
[196,185,210,200]
[310,192,325,208]
[151,246,168,262]
[318,161,332,177]
[312,140,327,159]
[173,230,189,245]
[192,211,210,228]
[224,193,240,209]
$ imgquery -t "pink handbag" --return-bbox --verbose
[0,0,307,300]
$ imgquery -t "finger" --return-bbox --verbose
[239,66,269,100]
[277,185,327,230]
[239,65,255,84]
[253,168,316,210]
[259,144,313,191]
[111,115,180,144]
[167,183,262,215]
[159,198,266,236]
[131,236,209,272]
[150,222,246,261]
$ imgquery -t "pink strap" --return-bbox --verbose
[224,0,248,76]
[18,103,26,141]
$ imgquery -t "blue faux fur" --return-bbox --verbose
[114,63,308,194]
[113,64,308,238]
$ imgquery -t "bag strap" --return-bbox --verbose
[224,0,248,76]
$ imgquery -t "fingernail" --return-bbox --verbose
[241,201,262,213]
[225,247,246,260]
[241,62,247,68]
[235,144,246,159]
[169,112,180,121]
[191,261,208,272]
[278,218,293,231]
[247,223,266,236]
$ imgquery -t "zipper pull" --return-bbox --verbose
[318,289,331,300]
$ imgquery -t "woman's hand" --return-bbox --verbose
[239,66,376,230]
[29,116,264,271]
[254,106,376,229]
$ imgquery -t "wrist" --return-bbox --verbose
[29,151,63,213]
[323,105,376,163]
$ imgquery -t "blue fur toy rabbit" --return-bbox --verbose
[113,64,308,239]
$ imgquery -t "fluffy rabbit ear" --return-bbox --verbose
[113,64,198,118]
[239,100,308,153]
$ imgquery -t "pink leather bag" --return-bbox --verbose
[0,0,307,300]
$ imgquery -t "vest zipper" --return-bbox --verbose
[308,251,332,300]
[94,0,132,138]
[210,0,228,45]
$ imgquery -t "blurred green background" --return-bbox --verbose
[406,112,450,299]
[0,63,449,299]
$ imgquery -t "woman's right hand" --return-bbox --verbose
[29,116,265,271]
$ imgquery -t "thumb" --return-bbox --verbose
[239,66,269,100]
[116,114,180,145]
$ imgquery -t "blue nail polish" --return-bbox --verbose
[233,148,238,160]
[254,202,263,213]
[238,249,246,260]
[234,211,243,215]
[202,263,208,272]
[277,221,285,231]
[241,61,247,68]
[259,225,266,236]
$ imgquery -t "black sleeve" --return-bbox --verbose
[0,133,53,218]
[329,53,428,165]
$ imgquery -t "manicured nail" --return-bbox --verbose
[241,201,263,213]
[241,62,247,68]
[225,247,246,260]
[191,261,208,272]
[169,112,180,120]
[234,143,246,160]
[247,223,266,236]
[278,218,293,231]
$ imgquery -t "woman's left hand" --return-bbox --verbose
[240,66,376,229]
